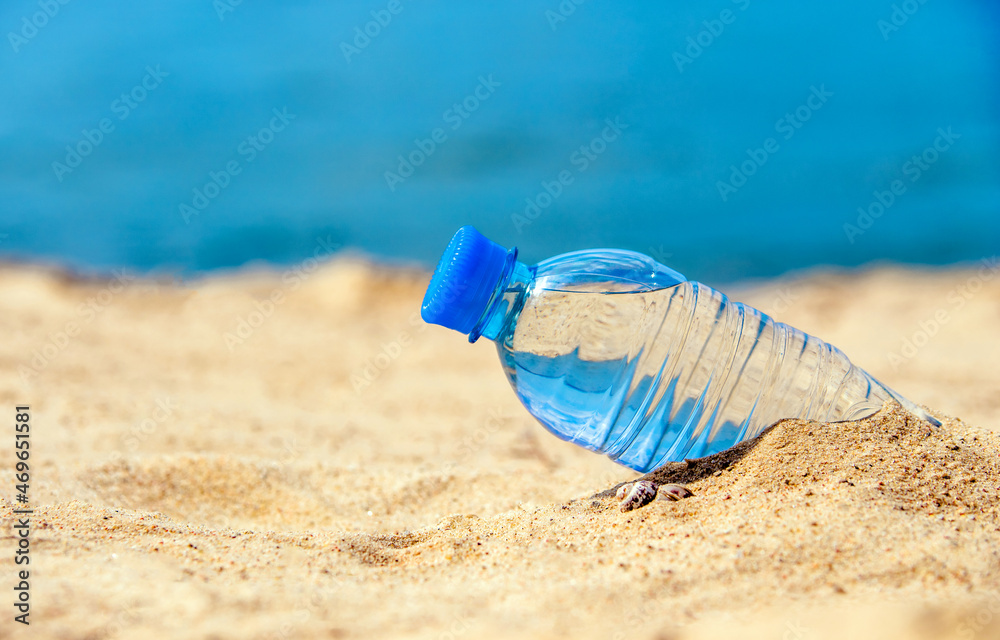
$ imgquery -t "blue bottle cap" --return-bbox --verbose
[421,226,511,334]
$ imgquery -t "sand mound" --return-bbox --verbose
[639,402,999,522]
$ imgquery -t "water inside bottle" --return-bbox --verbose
[494,278,917,472]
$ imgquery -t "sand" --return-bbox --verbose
[1,256,999,639]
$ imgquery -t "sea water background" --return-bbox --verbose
[1,0,997,284]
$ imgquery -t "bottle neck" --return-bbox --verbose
[468,252,532,343]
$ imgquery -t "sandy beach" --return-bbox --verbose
[2,257,999,639]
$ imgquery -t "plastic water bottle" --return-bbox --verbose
[420,226,940,473]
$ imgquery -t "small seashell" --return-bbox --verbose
[620,480,658,512]
[615,484,630,501]
[657,483,693,501]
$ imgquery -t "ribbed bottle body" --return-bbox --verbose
[497,278,930,472]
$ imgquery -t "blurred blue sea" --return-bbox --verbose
[1,0,998,284]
